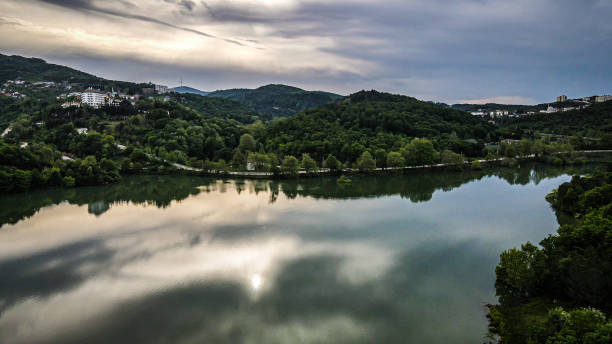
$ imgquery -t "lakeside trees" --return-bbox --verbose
[489,173,612,343]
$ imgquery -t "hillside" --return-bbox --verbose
[0,54,271,124]
[259,90,498,162]
[0,54,96,83]
[167,92,266,123]
[500,100,612,137]
[207,84,344,118]
[172,86,209,96]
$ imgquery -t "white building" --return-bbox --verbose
[76,128,88,135]
[155,84,169,94]
[81,89,107,108]
[595,95,612,103]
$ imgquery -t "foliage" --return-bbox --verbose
[260,91,495,164]
[167,92,263,123]
[281,155,299,175]
[440,149,464,168]
[490,173,612,343]
[300,153,317,172]
[323,154,341,170]
[356,151,376,171]
[386,151,405,168]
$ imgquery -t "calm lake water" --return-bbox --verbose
[0,163,608,344]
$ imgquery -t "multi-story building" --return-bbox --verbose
[595,95,612,103]
[81,89,107,108]
[155,84,169,94]
[556,95,567,102]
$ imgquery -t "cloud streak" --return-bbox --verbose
[38,0,245,46]
[0,0,610,103]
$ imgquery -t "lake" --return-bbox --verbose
[0,163,608,344]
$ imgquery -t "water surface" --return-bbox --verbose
[0,164,606,343]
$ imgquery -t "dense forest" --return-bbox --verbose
[166,92,265,123]
[207,84,343,118]
[489,172,612,343]
[1,53,610,194]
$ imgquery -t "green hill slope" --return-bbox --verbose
[207,84,343,118]
[0,54,96,83]
[260,90,497,162]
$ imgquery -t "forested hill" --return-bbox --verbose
[207,84,344,118]
[0,54,96,83]
[500,100,612,136]
[168,92,265,123]
[259,90,498,162]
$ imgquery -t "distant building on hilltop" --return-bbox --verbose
[556,95,567,102]
[595,95,612,103]
[155,84,169,94]
[81,88,107,108]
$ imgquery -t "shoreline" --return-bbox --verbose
[167,150,612,179]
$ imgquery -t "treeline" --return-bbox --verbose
[489,173,612,343]
[0,141,121,193]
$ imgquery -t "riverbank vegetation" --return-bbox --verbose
[0,91,601,193]
[488,172,612,343]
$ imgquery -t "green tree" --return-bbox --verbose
[281,155,299,175]
[386,151,405,168]
[301,153,317,172]
[401,138,438,166]
[357,151,376,171]
[239,133,256,153]
[323,154,341,170]
[232,149,246,169]
[440,150,464,167]
[375,148,387,169]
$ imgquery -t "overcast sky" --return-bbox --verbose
[0,0,611,104]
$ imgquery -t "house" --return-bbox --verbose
[76,128,88,135]
[556,95,567,102]
[81,89,107,108]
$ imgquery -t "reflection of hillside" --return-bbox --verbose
[0,176,207,228]
[0,163,605,228]
[274,163,600,203]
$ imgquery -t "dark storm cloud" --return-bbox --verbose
[37,0,245,45]
[4,0,612,102]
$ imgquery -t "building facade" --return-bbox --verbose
[556,95,567,102]
[81,89,107,108]
[155,84,169,94]
[595,95,612,103]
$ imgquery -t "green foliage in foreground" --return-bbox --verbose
[489,172,612,343]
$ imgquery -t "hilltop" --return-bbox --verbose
[259,90,498,162]
[172,86,209,96]
[207,84,344,118]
